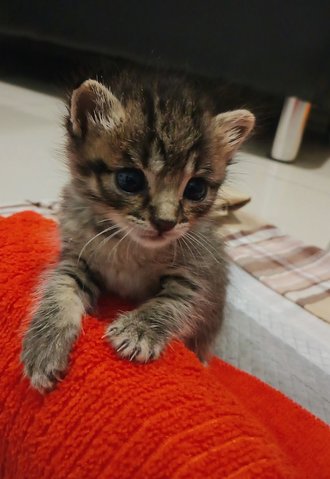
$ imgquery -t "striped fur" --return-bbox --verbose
[21,71,254,391]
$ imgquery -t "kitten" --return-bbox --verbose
[21,71,255,391]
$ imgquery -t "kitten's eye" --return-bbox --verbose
[183,178,207,201]
[115,168,146,194]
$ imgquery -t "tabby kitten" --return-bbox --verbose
[21,72,254,391]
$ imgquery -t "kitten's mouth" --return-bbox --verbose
[141,231,172,242]
[107,215,188,249]
[133,228,183,248]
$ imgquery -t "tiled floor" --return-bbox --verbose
[231,138,330,250]
[1,80,330,249]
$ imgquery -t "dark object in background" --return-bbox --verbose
[1,0,329,107]
[0,0,329,159]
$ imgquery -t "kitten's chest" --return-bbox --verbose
[97,246,163,301]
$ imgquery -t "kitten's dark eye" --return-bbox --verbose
[183,178,207,201]
[115,168,146,194]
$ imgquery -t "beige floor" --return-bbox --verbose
[1,80,330,249]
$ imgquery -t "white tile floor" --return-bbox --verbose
[1,80,330,249]
[231,140,330,250]
[0,81,66,205]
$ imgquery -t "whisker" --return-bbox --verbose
[107,227,135,261]
[179,235,197,262]
[187,238,208,265]
[183,234,211,268]
[97,218,115,224]
[185,232,220,265]
[193,231,221,255]
[195,231,225,259]
[87,227,123,261]
[78,224,121,262]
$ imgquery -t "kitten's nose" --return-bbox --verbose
[152,218,177,234]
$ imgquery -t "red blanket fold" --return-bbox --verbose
[0,212,329,479]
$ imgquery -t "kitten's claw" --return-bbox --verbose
[129,347,141,361]
[105,312,166,362]
[117,340,130,353]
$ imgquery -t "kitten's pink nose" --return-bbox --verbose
[152,218,177,234]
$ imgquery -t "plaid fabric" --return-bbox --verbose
[225,225,330,324]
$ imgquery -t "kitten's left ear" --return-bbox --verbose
[213,109,255,159]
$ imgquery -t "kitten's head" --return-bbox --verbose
[66,75,254,248]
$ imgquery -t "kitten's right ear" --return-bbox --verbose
[69,79,124,138]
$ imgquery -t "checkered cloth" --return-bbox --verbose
[225,225,330,324]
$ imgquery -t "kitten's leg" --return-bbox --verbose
[21,257,100,391]
[106,274,216,362]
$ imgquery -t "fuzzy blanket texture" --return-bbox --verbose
[0,212,329,479]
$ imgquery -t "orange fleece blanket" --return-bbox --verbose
[0,212,329,479]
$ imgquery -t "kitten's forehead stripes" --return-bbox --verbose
[139,86,156,168]
[155,137,167,164]
[140,129,156,169]
[137,85,207,174]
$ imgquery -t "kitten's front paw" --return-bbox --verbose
[106,312,166,362]
[21,334,69,393]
